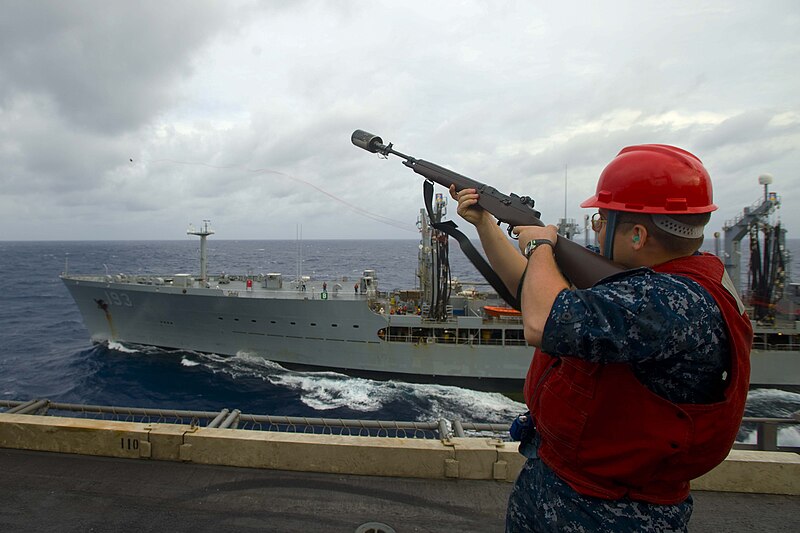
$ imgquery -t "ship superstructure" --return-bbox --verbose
[717,175,799,389]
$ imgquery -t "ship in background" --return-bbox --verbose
[62,194,533,393]
[61,182,800,392]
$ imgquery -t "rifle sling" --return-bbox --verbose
[423,181,521,310]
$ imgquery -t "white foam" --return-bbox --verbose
[739,425,800,447]
[172,350,525,423]
[779,426,800,446]
[200,352,231,363]
[107,341,139,354]
[180,358,200,367]
[179,351,285,380]
[746,388,800,418]
[270,372,384,412]
[740,430,757,445]
[405,382,526,424]
[739,388,800,446]
[233,351,287,371]
[268,371,526,422]
[748,388,800,402]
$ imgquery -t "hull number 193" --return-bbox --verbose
[104,291,133,307]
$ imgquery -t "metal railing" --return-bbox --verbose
[1,399,797,452]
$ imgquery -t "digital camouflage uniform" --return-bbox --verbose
[506,266,729,532]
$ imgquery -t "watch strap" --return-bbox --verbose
[525,238,555,258]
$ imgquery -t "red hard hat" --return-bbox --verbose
[580,144,717,214]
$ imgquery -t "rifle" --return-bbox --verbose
[351,130,624,299]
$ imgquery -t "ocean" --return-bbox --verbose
[1,238,798,445]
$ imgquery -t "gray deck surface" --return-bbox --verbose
[0,448,797,532]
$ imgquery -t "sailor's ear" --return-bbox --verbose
[631,225,647,250]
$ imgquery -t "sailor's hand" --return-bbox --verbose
[509,411,533,442]
[449,185,492,227]
[513,225,558,255]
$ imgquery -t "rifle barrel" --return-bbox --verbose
[351,129,625,288]
[351,130,414,161]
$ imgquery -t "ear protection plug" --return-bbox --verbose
[632,234,641,244]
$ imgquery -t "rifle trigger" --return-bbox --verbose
[507,225,518,240]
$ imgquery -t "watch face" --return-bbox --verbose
[525,240,535,257]
[525,239,552,258]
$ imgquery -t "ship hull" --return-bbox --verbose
[62,275,800,393]
[61,276,532,392]
[749,349,800,391]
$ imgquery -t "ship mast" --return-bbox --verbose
[556,164,581,240]
[416,193,451,321]
[720,175,788,323]
[721,175,779,295]
[187,220,215,282]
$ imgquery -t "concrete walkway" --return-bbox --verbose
[0,448,797,532]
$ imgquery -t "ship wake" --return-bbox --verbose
[179,350,526,424]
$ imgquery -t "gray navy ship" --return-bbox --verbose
[61,180,800,392]
[62,195,532,392]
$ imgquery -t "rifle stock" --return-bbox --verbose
[352,130,624,289]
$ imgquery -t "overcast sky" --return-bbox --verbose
[1,1,798,241]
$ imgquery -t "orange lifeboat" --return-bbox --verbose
[483,306,522,317]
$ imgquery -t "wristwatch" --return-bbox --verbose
[524,239,554,259]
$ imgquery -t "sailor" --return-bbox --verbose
[452,145,752,532]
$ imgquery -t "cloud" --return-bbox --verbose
[0,1,798,241]
[0,1,233,134]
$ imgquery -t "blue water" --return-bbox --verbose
[1,239,798,442]
[0,239,524,425]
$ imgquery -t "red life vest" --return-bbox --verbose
[523,253,752,504]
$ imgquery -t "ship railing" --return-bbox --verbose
[0,400,444,439]
[735,416,800,453]
[504,339,528,346]
[481,316,524,325]
[722,194,780,230]
[752,341,800,351]
[381,330,526,347]
[1,400,798,452]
